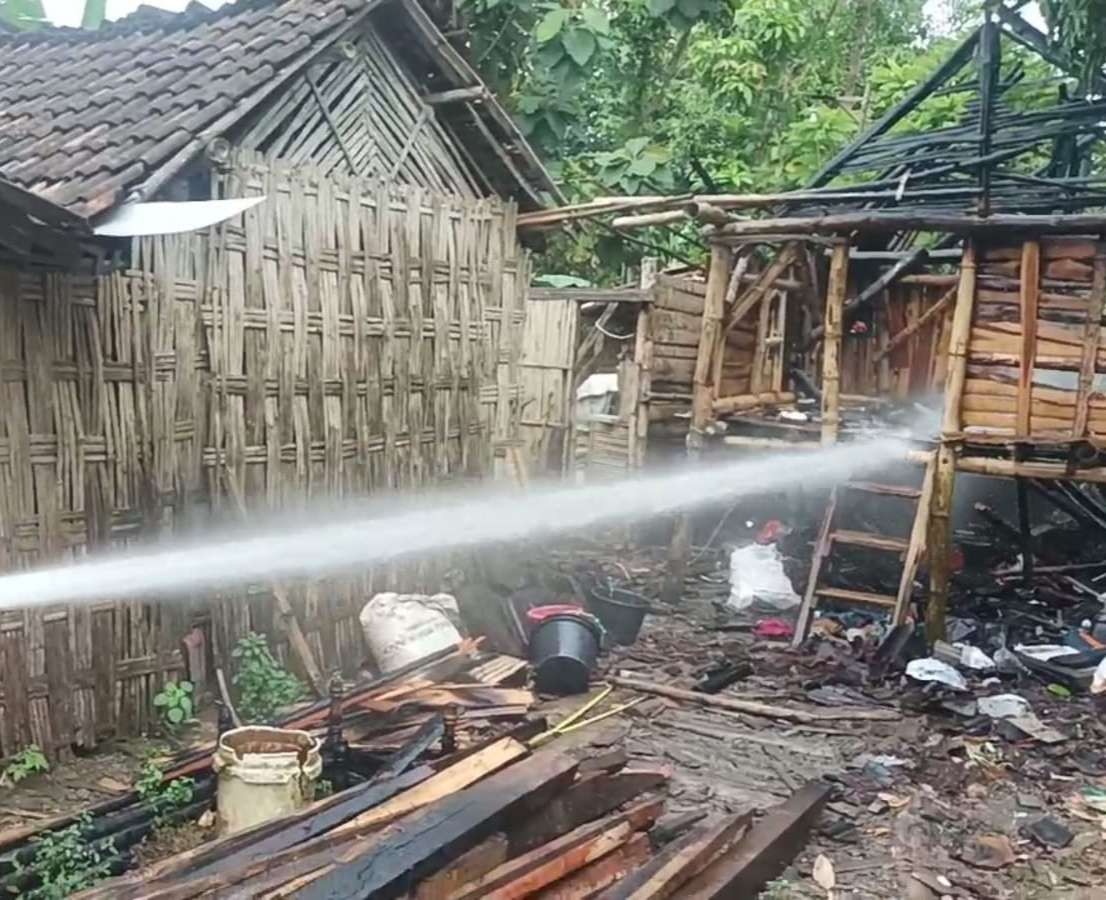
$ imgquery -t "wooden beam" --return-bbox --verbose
[714,211,1106,239]
[453,797,664,900]
[664,244,731,605]
[1072,244,1106,437]
[712,391,796,415]
[511,770,670,855]
[1016,240,1041,434]
[723,242,799,334]
[804,247,929,349]
[529,287,647,304]
[598,812,753,900]
[928,242,978,644]
[821,242,848,445]
[537,833,652,899]
[609,676,900,724]
[293,750,579,900]
[305,68,360,175]
[805,28,981,187]
[678,782,833,899]
[423,86,488,104]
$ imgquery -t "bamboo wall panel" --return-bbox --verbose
[205,154,527,679]
[0,156,528,757]
[519,296,576,474]
[0,264,196,759]
[647,273,709,408]
[961,238,1106,439]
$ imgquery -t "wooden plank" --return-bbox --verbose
[792,489,837,648]
[415,834,509,900]
[893,453,935,625]
[1073,244,1106,437]
[598,812,753,900]
[609,676,900,723]
[1017,240,1041,434]
[454,797,664,900]
[724,242,799,335]
[678,782,833,899]
[293,750,579,900]
[511,769,670,855]
[821,242,848,445]
[534,833,652,900]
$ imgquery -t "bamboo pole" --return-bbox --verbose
[711,391,796,414]
[927,241,977,644]
[712,211,1106,239]
[1072,244,1106,437]
[821,242,848,445]
[663,244,731,605]
[1016,240,1040,435]
[954,455,1106,483]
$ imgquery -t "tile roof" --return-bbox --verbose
[0,0,366,220]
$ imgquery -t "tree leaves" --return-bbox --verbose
[563,28,597,66]
[535,7,569,43]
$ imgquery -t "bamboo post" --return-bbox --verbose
[1016,240,1040,435]
[821,241,849,446]
[1072,243,1106,437]
[927,241,977,644]
[631,258,658,469]
[663,244,732,605]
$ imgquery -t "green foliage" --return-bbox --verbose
[1,745,49,786]
[153,680,196,731]
[135,761,196,827]
[14,813,113,900]
[232,632,305,724]
[1041,0,1106,91]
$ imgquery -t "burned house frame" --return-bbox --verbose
[522,5,1106,652]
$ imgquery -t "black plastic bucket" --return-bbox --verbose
[529,613,601,695]
[588,585,648,646]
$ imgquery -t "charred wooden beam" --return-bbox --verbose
[712,211,1106,239]
[677,782,833,899]
[805,28,981,188]
[293,750,579,900]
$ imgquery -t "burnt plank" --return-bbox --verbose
[679,781,833,899]
[294,749,579,900]
[596,812,752,900]
[510,769,669,855]
[454,797,664,900]
[534,833,652,900]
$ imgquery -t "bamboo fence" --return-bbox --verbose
[0,155,529,758]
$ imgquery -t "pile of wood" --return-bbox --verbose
[78,732,831,900]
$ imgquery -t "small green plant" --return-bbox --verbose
[135,761,195,827]
[761,879,793,899]
[232,632,305,724]
[14,813,113,899]
[1,745,49,786]
[153,680,196,731]
[314,778,334,800]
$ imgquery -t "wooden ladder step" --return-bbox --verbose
[815,587,897,608]
[844,481,922,499]
[830,530,910,553]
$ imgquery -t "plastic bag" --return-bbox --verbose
[728,543,799,612]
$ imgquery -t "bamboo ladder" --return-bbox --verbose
[791,453,937,647]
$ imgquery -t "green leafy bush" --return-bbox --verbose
[1,745,49,786]
[232,632,305,724]
[14,813,113,899]
[153,680,195,731]
[135,761,196,827]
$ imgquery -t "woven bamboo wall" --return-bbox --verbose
[0,159,528,757]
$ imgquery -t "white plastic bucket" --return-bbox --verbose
[213,726,322,836]
[360,592,462,673]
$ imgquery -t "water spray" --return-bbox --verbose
[0,437,909,612]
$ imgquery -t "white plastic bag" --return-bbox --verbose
[728,543,799,612]
[360,592,462,673]
[906,657,967,690]
[1092,656,1106,695]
